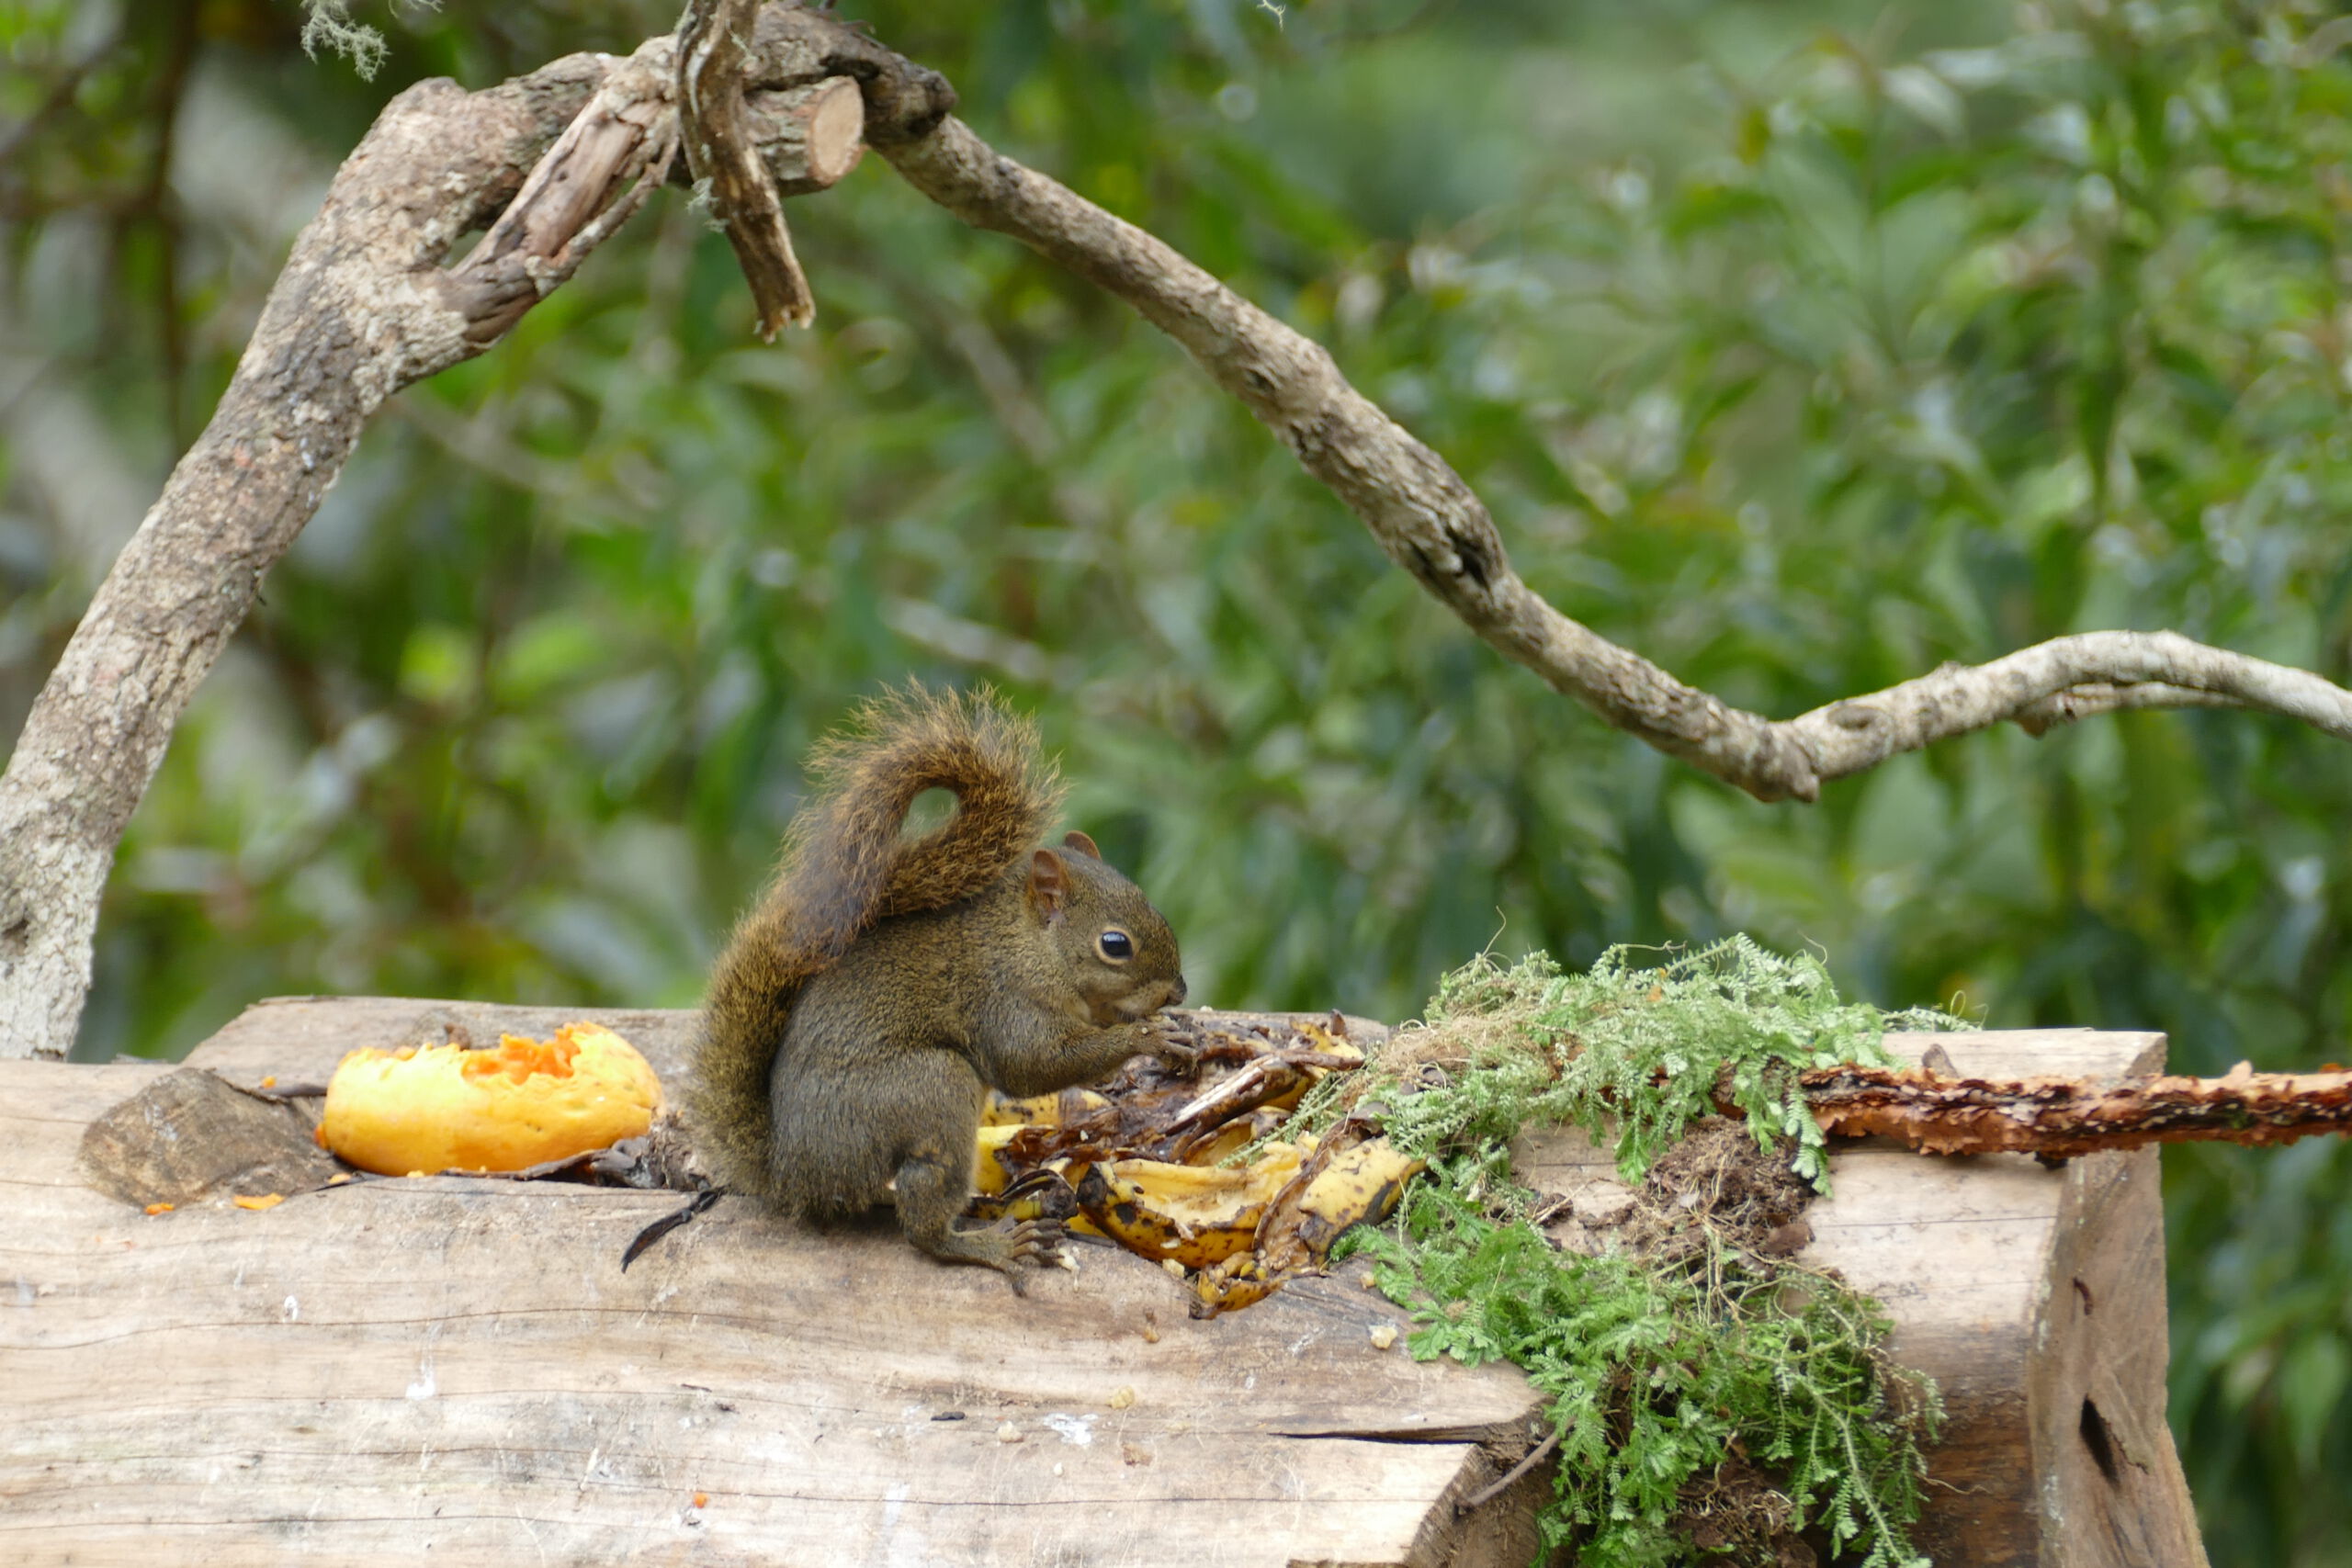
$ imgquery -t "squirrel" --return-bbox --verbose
[690,685,1191,1281]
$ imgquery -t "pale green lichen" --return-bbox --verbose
[299,1,393,80]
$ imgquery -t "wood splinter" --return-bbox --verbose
[1454,1425,1566,1516]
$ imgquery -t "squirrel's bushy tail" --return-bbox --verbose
[691,684,1062,1201]
[800,683,1064,930]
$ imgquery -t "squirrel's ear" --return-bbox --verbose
[1027,848,1070,921]
[1062,829,1102,861]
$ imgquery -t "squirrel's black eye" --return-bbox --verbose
[1098,929,1134,961]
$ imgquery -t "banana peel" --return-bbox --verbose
[1193,1125,1423,1318]
[1192,1251,1282,1314]
[1068,1145,1305,1269]
[964,1010,1415,1314]
[1277,1129,1422,1271]
[983,1087,1115,1129]
[1169,1106,1294,1168]
[960,1165,1103,1242]
[973,1123,1022,1195]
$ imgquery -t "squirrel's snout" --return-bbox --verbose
[1167,975,1188,1008]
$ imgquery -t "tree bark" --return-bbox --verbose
[1799,1055,2352,1159]
[676,0,816,336]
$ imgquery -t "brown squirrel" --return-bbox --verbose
[690,685,1191,1280]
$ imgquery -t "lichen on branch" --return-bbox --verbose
[298,0,389,81]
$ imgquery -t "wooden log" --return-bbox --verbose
[0,1003,2209,1564]
[0,998,1544,1568]
[1514,1029,2210,1568]
[75,1065,341,1208]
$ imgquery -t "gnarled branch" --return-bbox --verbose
[0,14,869,1060]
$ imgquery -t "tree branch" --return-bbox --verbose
[1798,631,2352,761]
[675,0,814,336]
[854,73,2352,802]
[8,4,2349,1062]
[0,14,869,1060]
[442,37,679,348]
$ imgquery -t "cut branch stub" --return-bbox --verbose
[745,76,864,195]
[785,6,956,145]
[677,0,817,336]
[654,76,864,197]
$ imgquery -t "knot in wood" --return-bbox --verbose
[1826,702,1882,733]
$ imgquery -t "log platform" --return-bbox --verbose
[2,1000,2205,1565]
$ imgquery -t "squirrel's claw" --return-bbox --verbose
[997,1217,1067,1295]
[1006,1216,1060,1254]
[1148,1019,1202,1077]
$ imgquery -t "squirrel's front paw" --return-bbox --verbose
[1147,1017,1200,1076]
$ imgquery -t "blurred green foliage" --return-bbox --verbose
[4,0,2349,1558]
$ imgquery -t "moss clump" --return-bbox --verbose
[1330,938,1956,1567]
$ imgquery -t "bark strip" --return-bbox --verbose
[1799,1060,2352,1159]
[676,0,815,336]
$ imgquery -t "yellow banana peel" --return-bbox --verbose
[1298,1136,1421,1227]
[983,1088,1114,1128]
[960,1011,1413,1314]
[1193,1252,1280,1314]
[973,1122,1022,1195]
[1069,1148,1303,1269]
[1192,1129,1422,1317]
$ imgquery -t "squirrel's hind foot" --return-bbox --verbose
[898,1143,1064,1292]
[921,1216,1063,1296]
